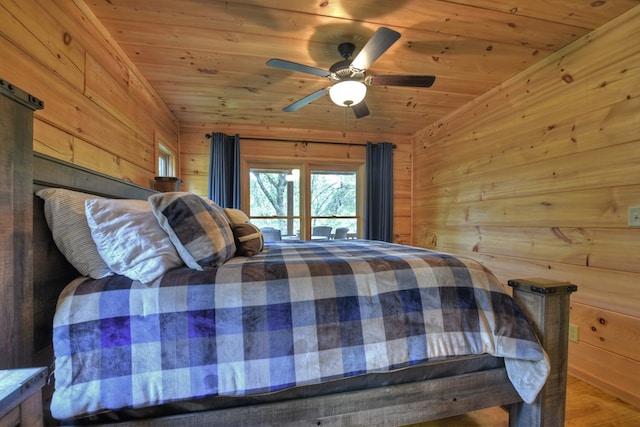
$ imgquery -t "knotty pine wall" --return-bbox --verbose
[413,6,640,406]
[1,1,179,186]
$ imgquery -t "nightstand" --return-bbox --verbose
[0,367,47,427]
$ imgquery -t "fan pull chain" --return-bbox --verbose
[342,106,348,137]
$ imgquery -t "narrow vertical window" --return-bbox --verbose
[158,143,175,176]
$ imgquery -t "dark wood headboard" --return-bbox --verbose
[32,153,157,362]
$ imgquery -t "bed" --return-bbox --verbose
[32,153,576,427]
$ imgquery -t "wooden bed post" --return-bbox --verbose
[507,278,577,427]
[0,79,43,369]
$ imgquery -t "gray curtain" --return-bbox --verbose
[364,142,394,242]
[208,132,241,209]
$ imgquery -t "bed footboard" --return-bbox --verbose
[508,277,578,427]
[75,278,574,427]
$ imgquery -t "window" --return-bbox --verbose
[247,163,362,240]
[310,169,358,238]
[249,166,301,238]
[158,143,175,176]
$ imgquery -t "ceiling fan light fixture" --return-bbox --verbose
[329,80,367,107]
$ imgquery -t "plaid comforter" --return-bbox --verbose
[51,240,548,420]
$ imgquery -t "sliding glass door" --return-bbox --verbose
[309,169,358,240]
[248,166,301,239]
[247,163,362,240]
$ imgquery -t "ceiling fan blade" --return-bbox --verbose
[350,27,401,71]
[352,101,370,119]
[266,59,330,78]
[366,75,436,87]
[283,88,329,112]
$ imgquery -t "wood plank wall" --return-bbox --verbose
[412,5,640,407]
[0,1,179,186]
[180,123,413,244]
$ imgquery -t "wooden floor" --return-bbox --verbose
[410,376,640,426]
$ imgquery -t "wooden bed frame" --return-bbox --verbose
[32,152,576,427]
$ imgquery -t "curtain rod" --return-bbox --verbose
[204,133,396,149]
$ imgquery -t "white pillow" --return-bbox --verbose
[36,188,113,279]
[85,199,183,283]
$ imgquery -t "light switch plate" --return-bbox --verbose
[568,324,579,343]
[629,207,640,227]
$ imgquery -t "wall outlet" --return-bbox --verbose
[568,324,579,343]
[630,208,640,227]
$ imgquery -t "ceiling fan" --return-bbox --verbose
[266,27,436,119]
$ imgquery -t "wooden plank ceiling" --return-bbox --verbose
[86,0,638,137]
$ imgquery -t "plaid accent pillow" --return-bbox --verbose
[149,192,236,269]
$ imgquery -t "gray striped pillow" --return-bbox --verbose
[149,192,236,269]
[36,188,113,279]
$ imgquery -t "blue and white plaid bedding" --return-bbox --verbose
[51,240,549,420]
